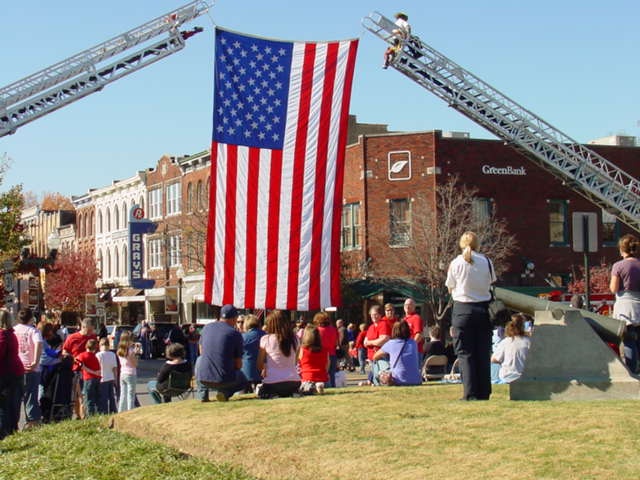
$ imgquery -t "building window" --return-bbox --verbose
[602,209,619,246]
[166,182,181,216]
[106,249,111,278]
[548,199,569,245]
[196,180,203,210]
[341,202,360,250]
[114,248,120,277]
[122,203,127,229]
[98,250,103,276]
[98,211,103,234]
[148,188,162,219]
[186,183,193,213]
[168,234,181,267]
[114,206,120,231]
[389,198,411,247]
[148,238,163,269]
[472,198,492,225]
[122,245,128,277]
[106,207,112,233]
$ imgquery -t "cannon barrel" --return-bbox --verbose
[494,287,625,344]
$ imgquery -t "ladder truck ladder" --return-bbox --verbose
[363,11,640,233]
[0,1,210,138]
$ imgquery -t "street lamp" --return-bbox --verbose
[176,265,185,324]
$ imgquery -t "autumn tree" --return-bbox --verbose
[41,192,74,211]
[567,263,611,295]
[44,249,99,312]
[371,175,518,323]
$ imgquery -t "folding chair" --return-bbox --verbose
[421,354,449,381]
[161,370,194,401]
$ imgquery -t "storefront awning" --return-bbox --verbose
[112,288,144,303]
[145,287,166,301]
[345,278,427,304]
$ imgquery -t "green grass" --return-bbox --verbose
[3,384,640,480]
[0,417,255,480]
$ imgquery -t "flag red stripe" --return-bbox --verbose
[265,149,283,308]
[222,144,238,304]
[286,43,317,309]
[308,42,339,310]
[330,40,359,305]
[204,142,219,304]
[244,147,260,308]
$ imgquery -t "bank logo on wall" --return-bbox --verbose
[388,150,412,181]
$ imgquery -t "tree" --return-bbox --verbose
[41,192,74,211]
[567,263,611,295]
[0,155,29,263]
[44,249,99,312]
[370,175,517,324]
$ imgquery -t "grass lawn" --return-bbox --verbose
[3,383,640,479]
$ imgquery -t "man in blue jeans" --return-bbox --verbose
[14,308,43,427]
[195,305,248,402]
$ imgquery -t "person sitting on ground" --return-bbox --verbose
[196,304,248,402]
[256,310,300,399]
[147,343,192,404]
[491,313,531,384]
[373,320,422,386]
[424,325,446,358]
[241,314,266,393]
[298,324,328,395]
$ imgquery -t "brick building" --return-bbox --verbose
[341,130,640,302]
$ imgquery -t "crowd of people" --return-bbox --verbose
[1,230,543,439]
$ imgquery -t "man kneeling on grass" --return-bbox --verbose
[195,305,248,402]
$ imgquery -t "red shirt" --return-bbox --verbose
[404,313,424,353]
[63,331,98,371]
[354,330,367,349]
[317,325,338,357]
[299,347,329,383]
[75,351,102,381]
[382,316,397,330]
[365,320,391,360]
[0,328,25,377]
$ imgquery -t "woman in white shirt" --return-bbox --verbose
[491,314,531,383]
[445,231,496,401]
[257,310,300,399]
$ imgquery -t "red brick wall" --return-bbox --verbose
[344,131,640,287]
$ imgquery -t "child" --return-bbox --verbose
[117,331,139,412]
[383,38,401,69]
[75,339,101,417]
[354,323,367,374]
[298,325,328,395]
[96,337,117,414]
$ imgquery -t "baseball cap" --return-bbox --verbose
[220,304,238,319]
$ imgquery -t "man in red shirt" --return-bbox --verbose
[403,298,424,363]
[364,304,391,385]
[62,317,98,419]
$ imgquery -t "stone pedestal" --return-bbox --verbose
[510,310,640,401]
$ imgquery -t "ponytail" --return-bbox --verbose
[459,231,478,264]
[462,246,472,263]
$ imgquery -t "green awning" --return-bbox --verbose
[345,278,427,304]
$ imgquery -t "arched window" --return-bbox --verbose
[122,202,127,229]
[90,211,94,236]
[98,211,103,234]
[114,207,120,231]
[187,182,193,213]
[98,250,103,276]
[122,245,128,277]
[196,180,203,210]
[114,248,119,277]
[106,207,111,232]
[204,176,210,206]
[106,249,112,278]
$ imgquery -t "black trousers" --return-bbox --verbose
[452,301,492,400]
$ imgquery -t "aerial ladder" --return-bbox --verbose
[363,12,640,233]
[0,1,210,138]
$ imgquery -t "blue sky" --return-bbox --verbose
[1,0,638,197]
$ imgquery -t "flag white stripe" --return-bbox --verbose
[212,143,227,307]
[254,149,271,308]
[233,146,250,307]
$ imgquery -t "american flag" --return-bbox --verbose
[204,28,358,310]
